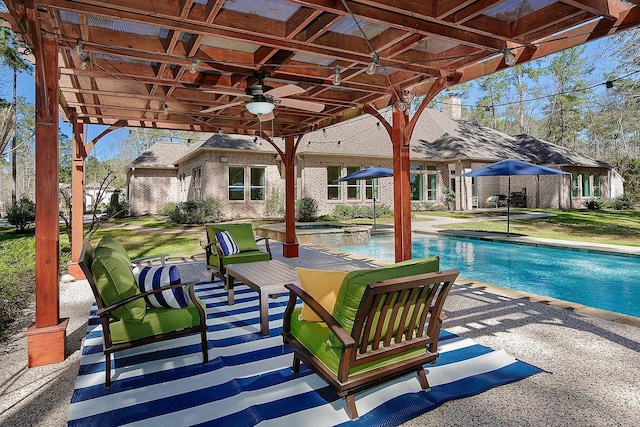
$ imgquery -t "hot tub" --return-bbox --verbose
[255,222,371,247]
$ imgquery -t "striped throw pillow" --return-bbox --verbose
[216,230,239,256]
[132,265,189,309]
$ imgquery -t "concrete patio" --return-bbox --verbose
[1,241,639,426]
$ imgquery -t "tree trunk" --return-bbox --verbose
[11,67,17,204]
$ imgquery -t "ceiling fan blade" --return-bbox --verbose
[203,87,246,97]
[200,101,245,113]
[278,98,325,112]
[266,84,305,98]
[257,112,275,122]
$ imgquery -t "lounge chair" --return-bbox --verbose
[78,237,208,387]
[204,223,272,295]
[282,257,458,419]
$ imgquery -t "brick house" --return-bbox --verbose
[127,105,621,218]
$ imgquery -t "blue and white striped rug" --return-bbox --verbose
[68,281,541,426]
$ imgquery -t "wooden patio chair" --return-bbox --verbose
[78,237,208,387]
[203,223,271,292]
[282,260,458,419]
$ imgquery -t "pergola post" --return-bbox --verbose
[282,135,299,258]
[391,107,412,262]
[67,108,86,279]
[25,36,68,367]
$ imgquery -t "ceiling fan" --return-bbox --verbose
[200,70,324,121]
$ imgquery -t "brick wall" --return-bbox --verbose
[129,168,179,214]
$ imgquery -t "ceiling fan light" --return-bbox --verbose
[246,101,275,115]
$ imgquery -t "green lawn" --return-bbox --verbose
[414,209,640,247]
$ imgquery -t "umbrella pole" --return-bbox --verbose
[507,176,511,237]
[373,197,376,231]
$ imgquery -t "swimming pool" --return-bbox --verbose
[341,234,640,318]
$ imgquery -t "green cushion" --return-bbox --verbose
[290,307,425,376]
[208,249,271,269]
[109,295,205,344]
[329,256,440,348]
[207,224,259,252]
[92,238,146,323]
[93,236,129,256]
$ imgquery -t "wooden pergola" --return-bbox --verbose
[2,0,639,366]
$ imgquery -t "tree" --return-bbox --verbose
[0,27,32,204]
[59,131,72,184]
[540,46,593,149]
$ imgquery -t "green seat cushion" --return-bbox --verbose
[109,295,206,344]
[92,238,146,323]
[207,224,259,252]
[290,307,425,376]
[329,256,440,348]
[209,249,271,269]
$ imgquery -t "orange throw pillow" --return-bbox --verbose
[296,268,348,322]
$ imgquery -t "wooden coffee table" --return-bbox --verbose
[226,260,299,336]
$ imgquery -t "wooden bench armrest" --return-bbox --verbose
[96,281,199,316]
[284,283,355,347]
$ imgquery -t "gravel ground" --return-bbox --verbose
[1,244,639,426]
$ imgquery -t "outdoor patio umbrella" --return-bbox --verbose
[337,166,393,230]
[460,159,569,237]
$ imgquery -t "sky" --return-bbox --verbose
[0,36,621,162]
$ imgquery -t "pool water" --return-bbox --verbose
[341,234,640,318]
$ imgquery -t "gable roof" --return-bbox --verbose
[132,107,609,170]
[129,138,207,169]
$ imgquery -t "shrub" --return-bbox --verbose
[411,201,448,212]
[265,189,285,218]
[604,194,637,210]
[105,190,131,218]
[6,196,35,232]
[296,197,318,222]
[584,199,602,210]
[166,198,222,224]
[331,203,393,220]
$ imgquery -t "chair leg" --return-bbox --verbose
[292,354,301,373]
[416,368,431,391]
[105,352,112,388]
[345,394,359,420]
[201,330,209,364]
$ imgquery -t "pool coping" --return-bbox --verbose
[306,239,640,329]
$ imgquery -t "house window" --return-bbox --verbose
[228,166,245,201]
[572,173,579,197]
[426,174,437,201]
[410,164,423,200]
[365,178,378,200]
[593,174,600,197]
[582,174,591,197]
[327,165,342,200]
[472,177,478,197]
[346,166,361,199]
[193,167,202,200]
[250,167,266,201]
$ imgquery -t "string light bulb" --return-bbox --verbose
[190,59,199,74]
[163,103,169,115]
[366,53,378,75]
[74,39,83,56]
[80,56,90,70]
[332,65,341,86]
[502,48,516,66]
[605,80,614,89]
